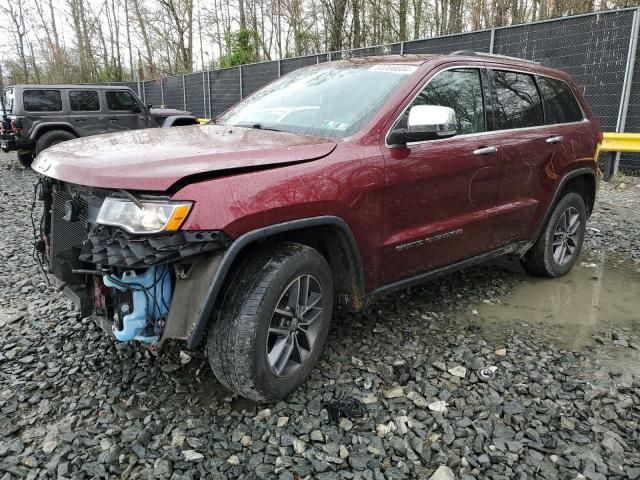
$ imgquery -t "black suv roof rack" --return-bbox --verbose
[449,50,540,64]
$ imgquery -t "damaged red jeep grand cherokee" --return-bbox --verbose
[33,52,601,401]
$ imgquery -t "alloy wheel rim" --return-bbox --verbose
[266,274,323,377]
[552,206,580,266]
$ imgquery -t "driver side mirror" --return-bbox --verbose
[389,105,458,145]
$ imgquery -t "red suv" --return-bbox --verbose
[32,52,601,401]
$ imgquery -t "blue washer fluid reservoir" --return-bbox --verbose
[103,266,173,343]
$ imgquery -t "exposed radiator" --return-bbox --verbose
[50,189,93,316]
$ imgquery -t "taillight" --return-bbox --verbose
[10,118,22,133]
[597,130,603,143]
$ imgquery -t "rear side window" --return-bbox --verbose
[492,71,543,130]
[105,91,138,111]
[69,90,100,111]
[23,90,63,112]
[408,68,485,135]
[537,76,584,124]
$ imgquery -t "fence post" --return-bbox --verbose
[160,78,165,107]
[400,41,405,55]
[277,59,282,77]
[489,28,496,54]
[142,81,146,104]
[239,66,244,99]
[614,7,640,175]
[202,72,207,119]
[207,71,212,119]
[182,74,187,110]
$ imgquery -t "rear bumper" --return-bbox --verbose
[0,134,29,151]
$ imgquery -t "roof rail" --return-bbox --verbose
[449,50,540,64]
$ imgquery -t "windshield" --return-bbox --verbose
[217,63,417,138]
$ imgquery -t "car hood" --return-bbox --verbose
[32,125,337,191]
[149,107,191,117]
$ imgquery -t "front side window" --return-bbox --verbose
[537,76,584,124]
[23,90,63,112]
[492,70,543,130]
[69,90,100,111]
[218,64,416,138]
[106,90,138,111]
[407,68,485,135]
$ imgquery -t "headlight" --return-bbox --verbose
[96,197,192,234]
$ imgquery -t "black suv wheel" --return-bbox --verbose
[521,192,587,277]
[207,242,334,402]
[35,130,76,156]
[17,150,34,168]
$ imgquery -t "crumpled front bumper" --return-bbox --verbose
[40,180,231,347]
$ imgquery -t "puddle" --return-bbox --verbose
[476,253,640,351]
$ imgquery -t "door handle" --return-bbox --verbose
[108,118,118,122]
[473,146,497,155]
[73,118,86,122]
[546,135,564,144]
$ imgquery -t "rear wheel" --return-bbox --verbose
[207,242,334,402]
[17,150,34,168]
[521,192,586,277]
[35,130,76,156]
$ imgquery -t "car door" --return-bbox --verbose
[484,67,576,247]
[68,89,106,137]
[381,66,503,284]
[104,90,147,132]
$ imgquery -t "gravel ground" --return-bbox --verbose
[1,152,639,480]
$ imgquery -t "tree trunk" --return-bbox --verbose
[399,0,408,41]
[131,0,156,77]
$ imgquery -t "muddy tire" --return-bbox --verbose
[207,242,334,402]
[521,192,586,278]
[17,151,34,168]
[35,130,76,156]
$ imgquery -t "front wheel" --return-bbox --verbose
[521,192,587,277]
[207,243,334,402]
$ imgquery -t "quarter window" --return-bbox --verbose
[23,90,63,112]
[492,71,543,130]
[537,76,583,124]
[409,68,485,135]
[69,90,100,111]
[105,90,139,111]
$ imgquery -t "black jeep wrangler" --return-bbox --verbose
[0,85,196,167]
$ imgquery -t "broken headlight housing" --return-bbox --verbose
[96,197,192,234]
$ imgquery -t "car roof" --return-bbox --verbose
[333,54,438,66]
[330,52,572,81]
[7,84,133,90]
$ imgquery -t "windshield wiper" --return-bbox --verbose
[235,123,284,133]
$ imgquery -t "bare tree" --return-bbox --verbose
[0,2,30,81]
[1,0,638,85]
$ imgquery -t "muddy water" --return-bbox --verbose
[476,253,640,351]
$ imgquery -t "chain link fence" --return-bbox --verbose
[107,7,640,175]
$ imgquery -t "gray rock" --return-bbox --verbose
[349,454,370,471]
[153,458,172,477]
[429,466,454,480]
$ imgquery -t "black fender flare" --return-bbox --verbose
[532,167,597,241]
[186,215,364,348]
[162,115,199,127]
[29,122,80,140]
